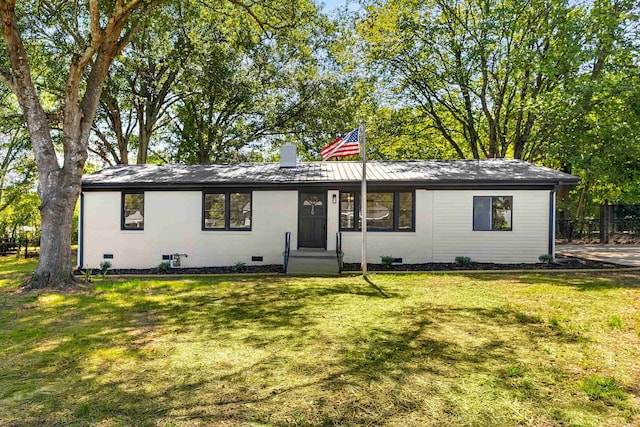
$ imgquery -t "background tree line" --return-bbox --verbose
[0,0,637,286]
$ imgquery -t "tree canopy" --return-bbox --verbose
[350,0,639,211]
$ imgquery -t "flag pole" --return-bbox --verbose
[360,122,367,276]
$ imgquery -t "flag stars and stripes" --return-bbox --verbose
[321,127,360,160]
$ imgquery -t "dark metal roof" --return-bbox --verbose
[81,159,579,190]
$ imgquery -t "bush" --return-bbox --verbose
[381,256,395,268]
[538,254,554,263]
[454,256,473,267]
[80,268,93,283]
[157,261,171,273]
[232,261,246,272]
[99,260,112,277]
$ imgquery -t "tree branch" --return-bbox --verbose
[89,0,101,40]
[0,0,58,171]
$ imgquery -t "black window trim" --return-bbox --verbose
[473,195,513,231]
[121,191,145,231]
[339,189,415,232]
[202,190,253,231]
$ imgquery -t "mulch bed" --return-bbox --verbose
[72,256,635,276]
[75,265,284,276]
[341,256,630,272]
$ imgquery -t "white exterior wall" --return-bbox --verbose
[81,190,297,269]
[341,189,550,264]
[81,187,552,269]
[341,189,434,264]
[431,190,550,263]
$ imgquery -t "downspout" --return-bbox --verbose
[78,192,84,269]
[549,187,556,258]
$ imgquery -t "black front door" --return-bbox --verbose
[298,192,327,248]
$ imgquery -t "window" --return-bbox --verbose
[473,196,512,231]
[398,192,414,230]
[122,192,144,230]
[340,192,357,229]
[203,192,252,230]
[367,193,393,230]
[340,191,414,231]
[229,193,251,229]
[204,193,225,229]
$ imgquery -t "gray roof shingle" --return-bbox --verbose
[82,159,578,189]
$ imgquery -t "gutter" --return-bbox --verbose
[81,180,572,192]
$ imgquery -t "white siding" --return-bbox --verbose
[341,189,433,264]
[81,187,552,269]
[341,189,550,264]
[431,190,550,263]
[81,190,297,269]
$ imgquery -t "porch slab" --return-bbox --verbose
[287,250,340,275]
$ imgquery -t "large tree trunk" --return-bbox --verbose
[27,183,79,288]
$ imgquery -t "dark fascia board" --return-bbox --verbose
[81,179,577,192]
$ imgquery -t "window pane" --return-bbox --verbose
[492,196,512,230]
[204,193,225,229]
[340,192,356,229]
[473,197,491,231]
[398,192,413,230]
[123,193,144,229]
[230,193,251,229]
[367,193,393,230]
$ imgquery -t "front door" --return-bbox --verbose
[298,192,327,248]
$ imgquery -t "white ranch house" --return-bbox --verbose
[79,152,578,273]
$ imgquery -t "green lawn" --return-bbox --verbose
[1,257,639,426]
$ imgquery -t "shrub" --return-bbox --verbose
[232,261,246,272]
[80,268,93,283]
[454,256,473,267]
[538,254,554,263]
[381,256,395,268]
[99,260,112,277]
[157,261,171,273]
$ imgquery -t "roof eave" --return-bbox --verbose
[81,178,578,191]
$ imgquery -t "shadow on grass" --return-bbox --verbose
[1,273,637,426]
[322,303,612,425]
[363,275,391,298]
[449,271,640,291]
[2,275,407,425]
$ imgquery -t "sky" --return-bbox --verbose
[320,0,355,12]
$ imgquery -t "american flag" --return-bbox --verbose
[321,128,360,160]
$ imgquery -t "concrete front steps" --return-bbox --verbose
[286,249,340,275]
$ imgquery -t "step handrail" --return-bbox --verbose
[283,231,291,274]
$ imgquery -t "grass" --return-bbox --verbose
[1,256,639,426]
